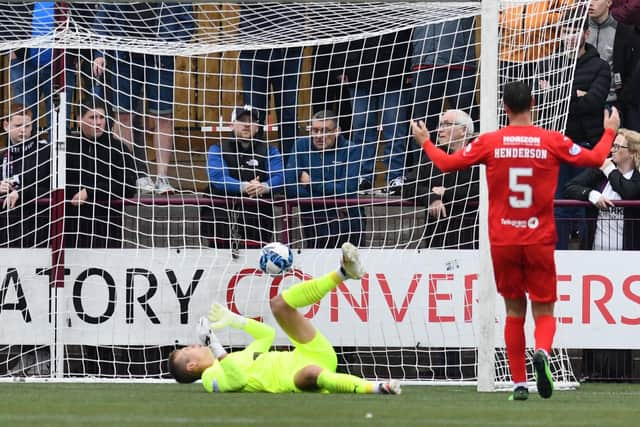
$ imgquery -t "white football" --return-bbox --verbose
[259,242,294,276]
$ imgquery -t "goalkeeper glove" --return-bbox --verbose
[208,302,247,330]
[196,316,227,359]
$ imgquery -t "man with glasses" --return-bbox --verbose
[401,109,479,249]
[284,110,363,248]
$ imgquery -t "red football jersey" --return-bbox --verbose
[422,126,615,246]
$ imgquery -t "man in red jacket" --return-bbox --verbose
[411,81,620,400]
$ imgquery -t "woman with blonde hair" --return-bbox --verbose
[564,128,640,250]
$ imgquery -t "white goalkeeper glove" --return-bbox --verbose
[196,316,227,359]
[208,302,247,330]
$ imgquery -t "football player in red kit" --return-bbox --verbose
[411,81,620,400]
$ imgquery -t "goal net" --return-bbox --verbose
[0,1,587,389]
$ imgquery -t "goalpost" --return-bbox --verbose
[0,1,588,390]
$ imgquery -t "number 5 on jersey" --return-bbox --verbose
[508,167,532,208]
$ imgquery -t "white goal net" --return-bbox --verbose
[0,1,587,389]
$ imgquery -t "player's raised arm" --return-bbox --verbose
[209,302,276,354]
[411,119,484,172]
[555,107,620,167]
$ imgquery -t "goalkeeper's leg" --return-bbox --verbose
[295,365,401,395]
[271,242,365,344]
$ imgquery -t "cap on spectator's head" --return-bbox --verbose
[231,105,259,122]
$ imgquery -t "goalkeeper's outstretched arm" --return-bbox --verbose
[198,304,276,392]
[209,302,276,354]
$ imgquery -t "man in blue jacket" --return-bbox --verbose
[284,110,364,248]
[204,105,284,250]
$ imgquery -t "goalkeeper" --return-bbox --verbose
[168,243,401,395]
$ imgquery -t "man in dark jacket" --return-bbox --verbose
[204,106,284,249]
[543,19,612,249]
[401,109,479,249]
[65,99,137,248]
[0,104,50,247]
[588,0,640,128]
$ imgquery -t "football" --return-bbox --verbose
[259,242,294,276]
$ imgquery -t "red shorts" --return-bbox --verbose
[490,244,557,303]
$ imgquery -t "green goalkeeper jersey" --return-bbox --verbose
[201,348,299,393]
[201,316,339,393]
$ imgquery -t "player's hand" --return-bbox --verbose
[604,107,620,133]
[3,190,19,209]
[209,302,246,330]
[196,316,214,346]
[594,195,615,210]
[410,120,431,147]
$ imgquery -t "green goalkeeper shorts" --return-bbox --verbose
[290,329,338,373]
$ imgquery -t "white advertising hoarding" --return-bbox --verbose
[0,249,638,349]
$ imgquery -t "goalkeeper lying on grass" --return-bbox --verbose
[168,243,401,395]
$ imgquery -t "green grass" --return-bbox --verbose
[0,383,638,427]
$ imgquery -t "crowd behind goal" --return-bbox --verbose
[0,1,639,382]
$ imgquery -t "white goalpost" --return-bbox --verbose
[0,1,589,390]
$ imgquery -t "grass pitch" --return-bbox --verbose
[0,382,638,427]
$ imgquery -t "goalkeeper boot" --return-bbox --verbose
[508,386,529,401]
[340,242,365,279]
[533,350,554,399]
[378,380,402,395]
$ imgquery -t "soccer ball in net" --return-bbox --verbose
[259,242,294,276]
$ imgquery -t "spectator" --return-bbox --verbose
[284,110,363,248]
[337,29,413,193]
[402,109,479,249]
[65,99,137,248]
[9,3,74,130]
[540,17,611,249]
[0,104,50,247]
[310,42,352,134]
[238,3,306,162]
[612,0,640,25]
[67,2,104,101]
[563,128,640,250]
[93,2,195,195]
[203,106,284,249]
[587,0,640,127]
[410,18,479,144]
